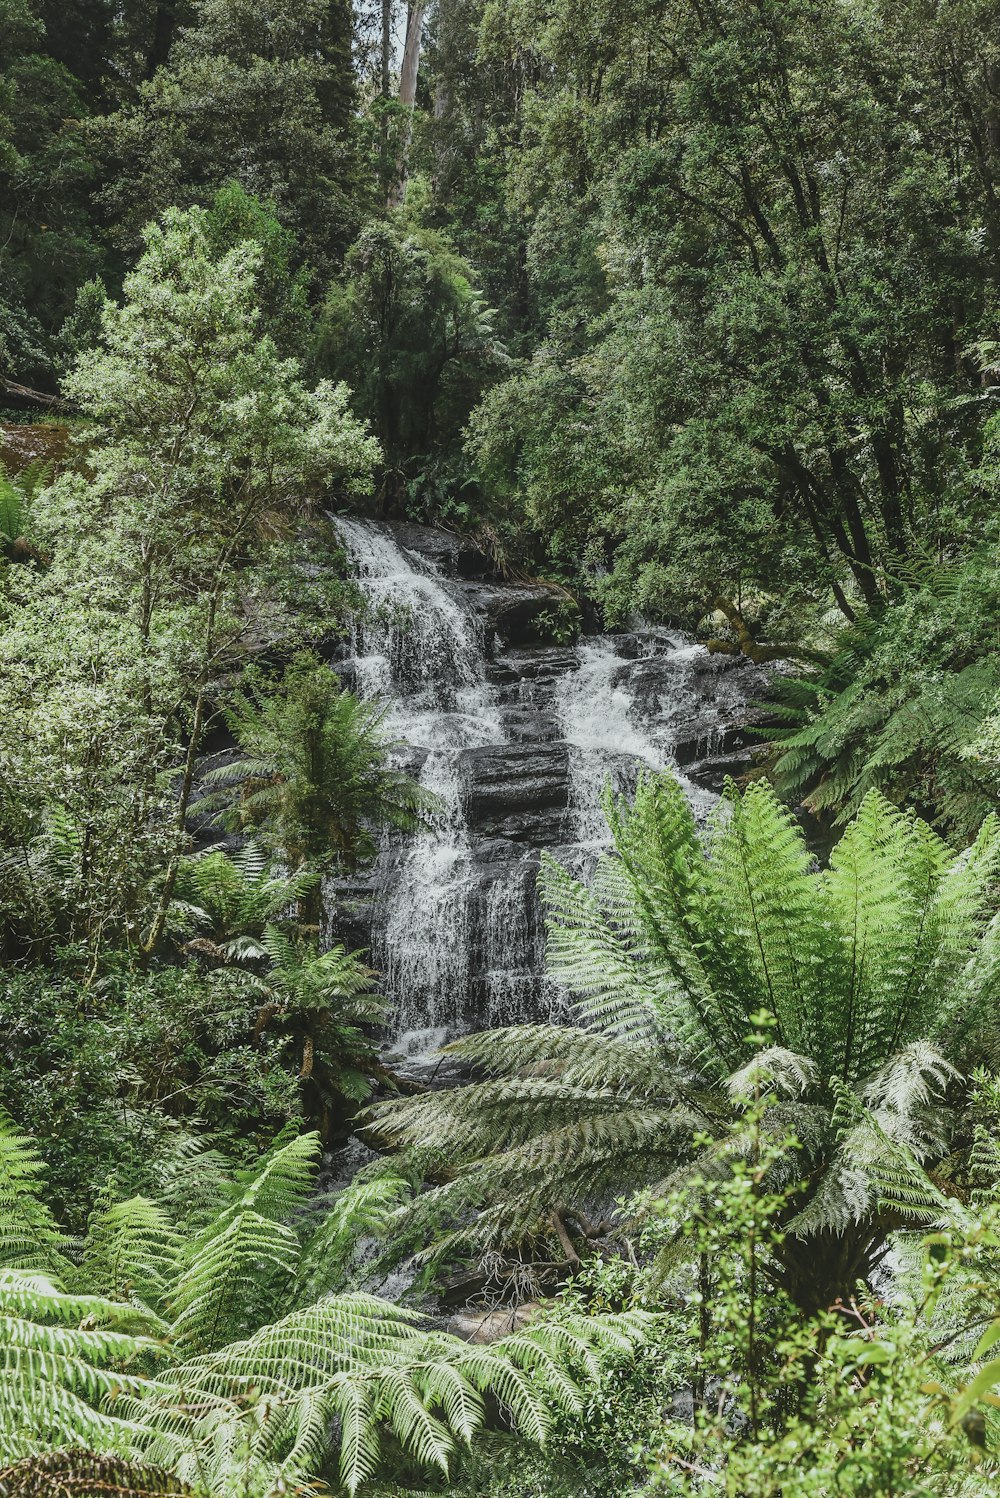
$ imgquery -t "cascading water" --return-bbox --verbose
[332,518,768,1055]
[335,519,515,1048]
[554,636,723,852]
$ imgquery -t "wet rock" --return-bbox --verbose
[683,750,757,791]
[325,872,379,951]
[498,706,563,743]
[489,646,580,694]
[460,743,570,842]
[384,520,486,579]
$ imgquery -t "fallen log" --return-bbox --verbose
[1,376,76,413]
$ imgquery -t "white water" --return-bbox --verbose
[335,519,747,1050]
[337,519,508,1035]
[554,638,718,850]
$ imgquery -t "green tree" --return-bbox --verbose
[316,214,506,510]
[96,0,361,274]
[642,1108,995,1497]
[467,0,1000,627]
[0,205,378,965]
[0,0,100,385]
[374,775,1000,1313]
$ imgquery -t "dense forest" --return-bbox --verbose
[5,1,1000,1494]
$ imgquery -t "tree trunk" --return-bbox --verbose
[145,1,179,79]
[381,0,393,99]
[0,377,74,413]
[399,3,426,108]
[388,2,427,206]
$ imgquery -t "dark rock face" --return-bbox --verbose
[451,578,567,647]
[460,742,570,843]
[385,521,486,579]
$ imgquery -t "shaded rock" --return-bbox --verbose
[446,1303,543,1343]
[498,706,563,743]
[385,520,486,579]
[460,742,570,842]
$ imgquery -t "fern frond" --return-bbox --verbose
[295,1170,413,1305]
[0,1112,74,1279]
[133,1293,646,1495]
[168,1133,319,1353]
[82,1197,181,1310]
[0,1270,167,1461]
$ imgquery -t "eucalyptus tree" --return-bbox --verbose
[374,776,1000,1312]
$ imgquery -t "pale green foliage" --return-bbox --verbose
[373,776,1000,1309]
[0,1115,645,1494]
[62,208,378,514]
[0,205,379,963]
[81,1196,181,1307]
[168,1131,319,1353]
[0,1270,168,1462]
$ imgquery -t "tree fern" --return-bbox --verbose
[169,843,317,961]
[168,1132,319,1352]
[204,653,434,875]
[0,1112,74,1279]
[0,1271,168,1461]
[765,557,1000,839]
[138,1295,649,1496]
[371,774,1000,1311]
[0,1118,649,1491]
[82,1197,181,1308]
[294,1167,414,1306]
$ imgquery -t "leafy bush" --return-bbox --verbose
[0,968,300,1229]
[767,550,1000,839]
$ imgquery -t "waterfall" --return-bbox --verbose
[336,519,511,1039]
[332,518,766,1052]
[336,516,493,726]
[554,637,719,850]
